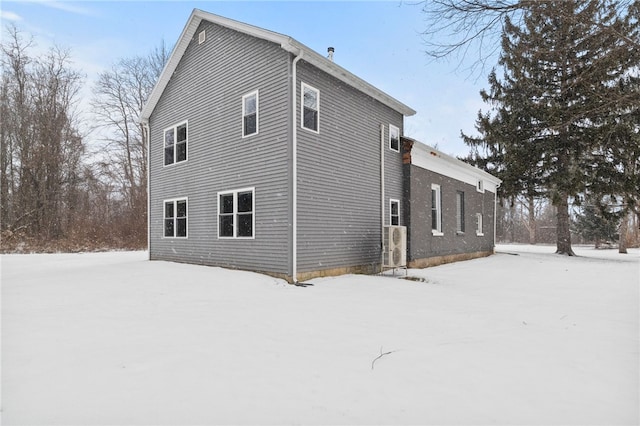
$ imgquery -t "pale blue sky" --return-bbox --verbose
[1,0,494,156]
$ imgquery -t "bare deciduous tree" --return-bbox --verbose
[90,42,169,246]
[1,25,85,245]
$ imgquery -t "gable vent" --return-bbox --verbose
[198,30,206,44]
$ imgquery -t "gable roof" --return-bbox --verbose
[140,9,416,122]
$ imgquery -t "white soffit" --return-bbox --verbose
[410,140,502,192]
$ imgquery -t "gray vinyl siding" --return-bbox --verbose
[148,21,291,275]
[296,61,405,273]
[405,166,496,260]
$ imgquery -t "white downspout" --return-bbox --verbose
[380,123,385,272]
[292,50,303,283]
[143,120,151,259]
[494,182,501,252]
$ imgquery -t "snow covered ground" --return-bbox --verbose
[2,244,638,425]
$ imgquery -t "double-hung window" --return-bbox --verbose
[456,191,465,233]
[476,213,484,236]
[431,184,443,235]
[390,199,400,226]
[218,188,255,239]
[389,124,400,152]
[242,91,258,137]
[164,121,187,166]
[301,83,319,132]
[164,198,187,238]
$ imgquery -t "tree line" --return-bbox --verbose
[0,26,168,252]
[422,0,639,255]
[3,1,638,254]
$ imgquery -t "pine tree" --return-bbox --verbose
[574,200,620,248]
[463,0,638,256]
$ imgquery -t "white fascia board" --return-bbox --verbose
[286,40,416,117]
[411,141,502,193]
[141,9,415,123]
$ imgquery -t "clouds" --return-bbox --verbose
[1,10,23,22]
[16,0,98,17]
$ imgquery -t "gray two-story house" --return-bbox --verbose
[141,9,501,283]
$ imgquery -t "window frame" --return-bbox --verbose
[476,179,485,193]
[431,184,443,236]
[163,197,188,238]
[476,213,484,236]
[242,90,259,138]
[456,190,465,234]
[389,124,400,152]
[389,199,400,226]
[301,82,320,133]
[163,120,188,167]
[217,187,255,240]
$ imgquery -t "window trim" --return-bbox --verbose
[217,187,255,240]
[301,82,320,133]
[163,197,188,239]
[477,179,485,193]
[476,213,484,236]
[163,120,188,167]
[389,124,400,152]
[456,190,465,234]
[242,90,259,138]
[431,184,443,236]
[389,199,400,226]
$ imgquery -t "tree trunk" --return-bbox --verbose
[555,195,575,255]
[528,195,536,245]
[619,210,628,254]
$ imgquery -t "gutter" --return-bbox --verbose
[291,49,303,283]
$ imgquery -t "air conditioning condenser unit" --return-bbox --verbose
[383,225,407,267]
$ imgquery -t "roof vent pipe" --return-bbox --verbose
[327,47,334,61]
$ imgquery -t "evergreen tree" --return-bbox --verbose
[463,0,638,256]
[574,200,620,248]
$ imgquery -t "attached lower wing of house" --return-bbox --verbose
[140,9,502,283]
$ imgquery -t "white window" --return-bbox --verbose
[390,199,400,226]
[218,187,255,239]
[198,30,206,44]
[476,213,484,236]
[431,184,443,235]
[242,90,258,137]
[456,191,465,233]
[389,124,400,152]
[164,198,187,238]
[477,179,484,193]
[301,83,319,133]
[164,121,187,166]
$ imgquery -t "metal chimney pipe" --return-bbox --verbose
[327,47,334,61]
